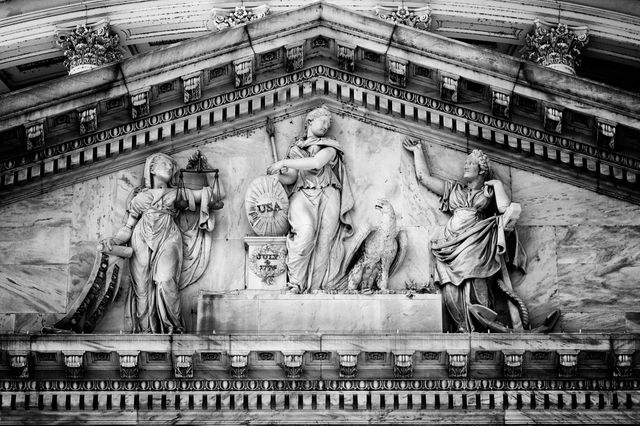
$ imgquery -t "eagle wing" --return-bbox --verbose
[389,229,408,276]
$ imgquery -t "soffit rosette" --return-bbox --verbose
[0,1,639,206]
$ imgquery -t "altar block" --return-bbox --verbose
[196,292,442,333]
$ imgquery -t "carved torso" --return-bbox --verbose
[288,137,342,191]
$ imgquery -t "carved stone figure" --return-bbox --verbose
[403,138,528,332]
[101,153,216,333]
[267,106,354,293]
[345,199,407,293]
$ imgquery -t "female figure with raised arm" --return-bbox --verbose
[102,153,215,333]
[267,106,354,293]
[403,138,516,332]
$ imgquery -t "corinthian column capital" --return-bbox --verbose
[523,19,589,75]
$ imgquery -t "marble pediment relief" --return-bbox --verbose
[2,102,639,337]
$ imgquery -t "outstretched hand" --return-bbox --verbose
[402,137,422,152]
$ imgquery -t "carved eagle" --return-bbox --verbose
[346,199,408,293]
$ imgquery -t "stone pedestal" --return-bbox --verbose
[196,292,443,333]
[244,236,287,290]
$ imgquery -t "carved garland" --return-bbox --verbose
[2,66,638,177]
[248,244,287,285]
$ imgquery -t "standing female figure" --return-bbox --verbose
[403,138,520,332]
[267,106,354,293]
[102,153,215,333]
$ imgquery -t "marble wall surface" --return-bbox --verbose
[1,113,639,333]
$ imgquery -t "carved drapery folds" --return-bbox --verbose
[210,5,270,31]
[233,57,253,88]
[130,89,150,119]
[55,21,123,74]
[373,5,431,30]
[440,74,459,103]
[25,121,45,150]
[285,43,304,73]
[337,43,355,73]
[388,57,407,87]
[78,106,98,135]
[182,72,202,103]
[523,19,589,75]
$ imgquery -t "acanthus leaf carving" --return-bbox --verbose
[182,72,202,104]
[55,21,123,74]
[285,43,304,73]
[522,19,589,75]
[393,352,414,378]
[337,43,356,73]
[373,5,431,30]
[210,5,270,31]
[233,57,253,88]
[24,122,45,150]
[130,90,150,119]
[78,106,98,135]
[119,353,139,379]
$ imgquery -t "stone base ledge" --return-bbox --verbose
[196,291,443,334]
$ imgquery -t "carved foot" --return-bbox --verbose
[286,286,301,294]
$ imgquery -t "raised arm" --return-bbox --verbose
[402,137,445,196]
[485,179,511,214]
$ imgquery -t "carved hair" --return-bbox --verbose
[143,153,177,188]
[467,149,491,179]
[300,105,332,139]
